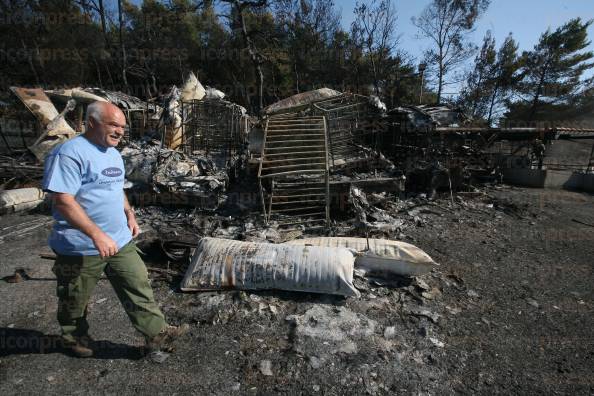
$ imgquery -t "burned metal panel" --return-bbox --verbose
[9,87,77,161]
[262,88,341,115]
[46,87,155,111]
[417,105,470,127]
[45,88,107,104]
[9,87,75,138]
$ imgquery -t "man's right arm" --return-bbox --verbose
[53,193,118,258]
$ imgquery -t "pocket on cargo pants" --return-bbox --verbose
[53,257,83,310]
[52,255,103,337]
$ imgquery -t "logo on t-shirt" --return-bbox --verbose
[101,167,123,177]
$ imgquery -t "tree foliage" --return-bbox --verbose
[351,0,398,95]
[2,0,592,124]
[504,18,594,124]
[459,32,521,125]
[413,0,489,103]
[1,0,425,113]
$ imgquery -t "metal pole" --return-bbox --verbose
[419,71,424,105]
[418,63,426,105]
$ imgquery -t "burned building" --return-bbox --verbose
[255,90,399,229]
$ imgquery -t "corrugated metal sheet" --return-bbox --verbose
[262,88,341,115]
[9,87,75,137]
[285,237,436,276]
[181,237,359,297]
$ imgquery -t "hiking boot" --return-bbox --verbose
[62,335,93,358]
[145,324,190,353]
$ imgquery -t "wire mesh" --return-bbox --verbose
[312,94,382,165]
[180,99,247,165]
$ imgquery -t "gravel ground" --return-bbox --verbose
[0,186,592,395]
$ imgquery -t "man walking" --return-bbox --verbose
[42,101,187,358]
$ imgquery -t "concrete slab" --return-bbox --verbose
[503,168,594,192]
[503,168,546,188]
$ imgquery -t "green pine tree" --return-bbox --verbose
[505,18,594,124]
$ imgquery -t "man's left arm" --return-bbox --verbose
[123,192,140,237]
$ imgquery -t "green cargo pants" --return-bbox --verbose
[51,241,167,343]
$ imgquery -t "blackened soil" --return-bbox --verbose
[0,186,592,395]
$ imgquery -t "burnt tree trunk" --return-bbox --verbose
[98,0,110,47]
[229,0,267,113]
[117,0,128,91]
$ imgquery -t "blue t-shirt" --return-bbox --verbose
[42,135,132,256]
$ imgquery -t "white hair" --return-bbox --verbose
[85,101,106,125]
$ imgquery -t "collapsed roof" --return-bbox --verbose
[45,87,156,111]
[262,88,341,115]
[389,104,470,130]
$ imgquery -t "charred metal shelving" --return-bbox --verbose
[258,114,330,229]
[312,93,380,166]
[180,99,248,165]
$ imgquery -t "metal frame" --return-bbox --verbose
[122,108,147,142]
[180,99,247,164]
[312,93,380,166]
[258,114,329,228]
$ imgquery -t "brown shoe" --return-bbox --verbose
[62,336,93,358]
[145,324,190,353]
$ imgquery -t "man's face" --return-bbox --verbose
[89,107,126,148]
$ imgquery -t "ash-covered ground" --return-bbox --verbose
[0,186,593,395]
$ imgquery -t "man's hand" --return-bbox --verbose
[91,231,119,258]
[125,208,140,238]
[127,215,141,238]
[123,196,140,238]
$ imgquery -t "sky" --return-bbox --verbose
[338,0,594,94]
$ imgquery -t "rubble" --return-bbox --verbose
[160,85,184,150]
[4,85,162,163]
[2,180,591,394]
[0,8,590,387]
[160,72,209,150]
[121,139,228,210]
[286,305,377,348]
[259,360,273,376]
[415,105,469,127]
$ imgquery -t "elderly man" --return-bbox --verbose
[42,101,187,358]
